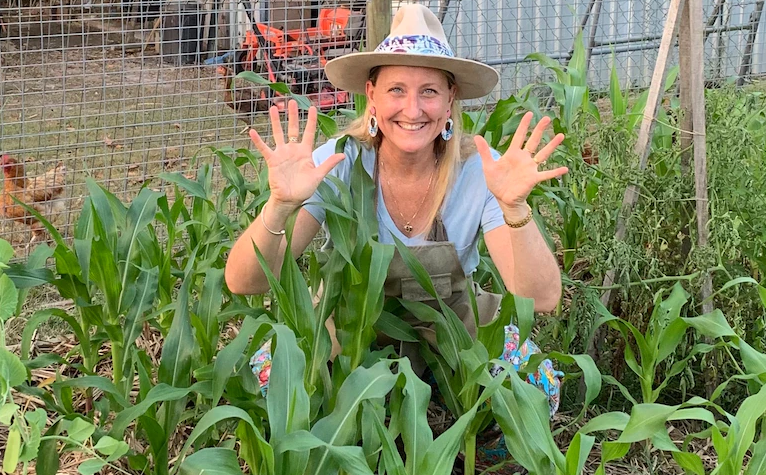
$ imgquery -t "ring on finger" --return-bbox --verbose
[533,156,544,164]
[288,136,299,143]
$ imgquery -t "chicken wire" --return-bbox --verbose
[0,0,764,256]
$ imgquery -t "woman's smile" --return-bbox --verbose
[396,121,427,131]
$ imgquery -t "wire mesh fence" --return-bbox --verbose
[0,0,764,254]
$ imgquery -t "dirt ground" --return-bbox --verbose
[0,14,270,251]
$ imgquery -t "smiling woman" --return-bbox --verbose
[224,3,568,416]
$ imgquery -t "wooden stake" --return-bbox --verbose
[599,0,686,307]
[585,0,603,68]
[678,0,694,261]
[584,0,689,388]
[736,0,765,86]
[143,17,162,53]
[685,0,712,315]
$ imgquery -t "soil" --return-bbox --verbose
[0,13,267,251]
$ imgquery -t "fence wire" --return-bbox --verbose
[0,0,764,253]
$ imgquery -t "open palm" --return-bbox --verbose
[475,112,568,209]
[249,100,345,210]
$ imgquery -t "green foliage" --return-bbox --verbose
[2,59,766,475]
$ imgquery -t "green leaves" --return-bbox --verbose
[0,348,27,394]
[617,404,679,443]
[180,448,244,475]
[682,310,736,338]
[269,325,311,473]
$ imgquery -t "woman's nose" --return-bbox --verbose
[403,92,422,117]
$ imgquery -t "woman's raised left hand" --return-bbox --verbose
[475,111,568,216]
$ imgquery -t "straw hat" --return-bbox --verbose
[324,4,499,100]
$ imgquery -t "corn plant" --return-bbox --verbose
[579,298,766,474]
[384,234,602,474]
[594,282,723,405]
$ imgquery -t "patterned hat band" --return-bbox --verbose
[374,34,455,58]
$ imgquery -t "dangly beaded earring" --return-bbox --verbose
[368,107,378,137]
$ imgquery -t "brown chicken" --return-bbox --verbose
[1,155,67,247]
[218,65,270,133]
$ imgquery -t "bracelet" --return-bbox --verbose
[260,206,286,236]
[504,204,533,228]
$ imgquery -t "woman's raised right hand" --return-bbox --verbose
[249,99,345,211]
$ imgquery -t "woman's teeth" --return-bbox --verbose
[397,122,425,131]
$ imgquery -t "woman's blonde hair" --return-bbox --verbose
[340,67,477,235]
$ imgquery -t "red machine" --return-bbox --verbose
[221,7,362,111]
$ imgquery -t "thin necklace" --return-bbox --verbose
[383,160,437,235]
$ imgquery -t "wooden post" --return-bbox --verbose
[684,0,711,317]
[585,0,603,69]
[677,0,694,262]
[736,0,765,86]
[584,0,688,385]
[366,0,391,50]
[599,0,686,308]
[680,0,715,396]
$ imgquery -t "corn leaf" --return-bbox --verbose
[395,359,433,475]
[158,253,196,394]
[682,310,736,339]
[195,267,225,362]
[179,448,244,475]
[374,311,420,343]
[369,400,406,475]
[566,432,595,475]
[418,370,505,475]
[121,266,159,375]
[212,315,269,406]
[609,59,626,116]
[617,403,679,443]
[269,325,311,474]
[671,452,705,475]
[175,406,260,474]
[744,438,766,475]
[308,361,398,475]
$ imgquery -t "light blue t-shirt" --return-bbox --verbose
[303,138,505,276]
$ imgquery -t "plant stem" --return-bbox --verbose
[584,271,701,290]
[112,342,125,396]
[464,432,477,475]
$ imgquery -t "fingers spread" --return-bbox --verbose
[524,115,551,153]
[270,106,285,146]
[510,111,533,150]
[315,152,345,178]
[302,106,318,145]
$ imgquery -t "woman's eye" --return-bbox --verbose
[423,88,438,95]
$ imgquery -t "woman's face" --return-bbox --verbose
[366,66,455,157]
